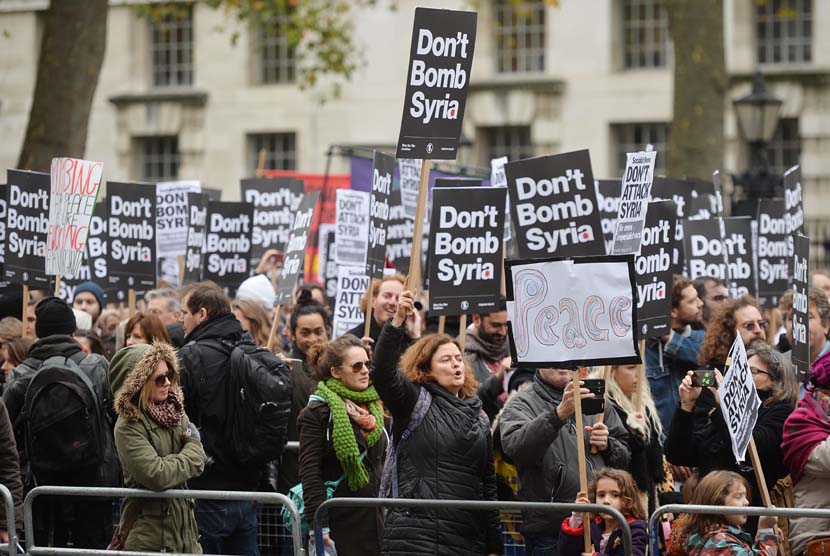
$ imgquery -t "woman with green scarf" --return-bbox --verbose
[298,334,388,555]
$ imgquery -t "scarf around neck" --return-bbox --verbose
[782,387,830,482]
[313,379,383,490]
[145,391,184,429]
[465,328,508,362]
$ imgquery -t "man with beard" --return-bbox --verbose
[692,275,730,326]
[646,275,705,434]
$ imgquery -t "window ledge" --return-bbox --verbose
[469,74,565,94]
[108,89,209,108]
[730,66,830,83]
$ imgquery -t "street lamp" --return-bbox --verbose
[731,71,783,214]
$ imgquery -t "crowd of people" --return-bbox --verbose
[0,258,829,556]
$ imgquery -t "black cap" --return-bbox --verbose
[35,296,77,338]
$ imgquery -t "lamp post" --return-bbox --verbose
[731,71,783,215]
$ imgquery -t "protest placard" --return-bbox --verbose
[722,217,755,298]
[784,165,805,235]
[335,189,371,268]
[428,186,506,316]
[275,192,320,306]
[183,193,208,284]
[718,334,761,463]
[635,200,676,339]
[156,180,201,259]
[202,201,254,288]
[0,185,6,278]
[505,256,640,368]
[595,179,621,255]
[396,7,477,160]
[683,219,729,282]
[61,202,108,302]
[45,157,103,278]
[106,182,157,293]
[792,234,810,380]
[241,177,305,268]
[611,150,656,255]
[398,158,421,219]
[505,150,604,260]
[491,156,511,241]
[755,198,789,308]
[332,266,371,338]
[5,170,50,286]
[386,186,414,275]
[317,223,338,300]
[366,152,395,279]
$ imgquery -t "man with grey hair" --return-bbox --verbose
[145,288,185,347]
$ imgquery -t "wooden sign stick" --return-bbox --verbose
[634,339,646,412]
[128,288,137,317]
[53,275,62,297]
[21,284,29,339]
[364,282,374,339]
[458,314,467,356]
[405,159,432,296]
[500,242,507,296]
[437,315,446,335]
[177,255,185,286]
[572,369,593,554]
[267,305,283,352]
[256,148,267,178]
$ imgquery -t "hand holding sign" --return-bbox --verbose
[392,290,416,328]
[585,422,609,452]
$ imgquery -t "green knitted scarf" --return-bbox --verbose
[313,379,383,490]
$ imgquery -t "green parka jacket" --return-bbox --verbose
[111,342,206,553]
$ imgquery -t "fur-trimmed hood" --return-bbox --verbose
[111,342,183,422]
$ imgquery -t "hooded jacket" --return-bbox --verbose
[684,525,778,556]
[499,373,631,535]
[111,343,205,554]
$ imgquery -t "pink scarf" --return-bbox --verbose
[782,388,830,483]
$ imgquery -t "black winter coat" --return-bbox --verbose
[278,346,315,494]
[370,322,502,556]
[610,403,664,514]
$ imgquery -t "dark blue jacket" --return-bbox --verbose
[559,515,648,556]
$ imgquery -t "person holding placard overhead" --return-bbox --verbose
[346,274,421,349]
[371,289,502,556]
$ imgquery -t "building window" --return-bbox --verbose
[137,136,180,181]
[756,0,812,64]
[621,0,669,69]
[494,0,545,74]
[483,126,534,164]
[249,133,297,173]
[254,14,296,84]
[150,6,194,87]
[612,123,669,176]
[766,118,801,175]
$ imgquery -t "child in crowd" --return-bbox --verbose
[559,468,648,556]
[681,470,779,556]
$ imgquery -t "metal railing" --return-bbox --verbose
[313,497,632,556]
[648,504,830,556]
[23,486,304,556]
[0,484,21,556]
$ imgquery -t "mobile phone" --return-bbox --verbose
[581,379,605,415]
[691,370,715,388]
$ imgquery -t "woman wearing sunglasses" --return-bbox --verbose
[108,342,206,553]
[665,339,797,535]
[297,335,387,555]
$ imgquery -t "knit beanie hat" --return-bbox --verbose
[73,281,105,311]
[35,296,77,338]
[236,274,275,310]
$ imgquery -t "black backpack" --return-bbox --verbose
[21,353,110,477]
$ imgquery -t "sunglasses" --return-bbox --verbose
[749,366,769,376]
[343,361,370,373]
[741,320,769,332]
[153,370,175,387]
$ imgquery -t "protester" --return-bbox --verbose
[666,341,797,533]
[232,299,271,348]
[466,296,511,420]
[72,307,93,332]
[647,275,706,431]
[500,368,630,555]
[95,308,121,359]
[698,295,767,369]
[347,274,421,348]
[177,282,272,555]
[125,312,173,348]
[680,471,779,556]
[145,288,186,348]
[811,269,830,299]
[72,281,105,322]
[559,468,648,556]
[298,335,387,555]
[0,398,23,544]
[297,283,329,310]
[1,337,33,386]
[782,349,830,555]
[606,363,664,514]
[371,289,502,556]
[3,296,118,549]
[236,274,276,312]
[109,342,205,553]
[692,276,730,326]
[0,317,23,379]
[776,291,793,353]
[73,329,106,355]
[24,299,36,339]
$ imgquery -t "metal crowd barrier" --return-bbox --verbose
[313,497,632,556]
[23,486,304,556]
[648,504,830,556]
[0,483,21,556]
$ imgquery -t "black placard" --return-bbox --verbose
[366,152,395,279]
[4,170,50,286]
[0,185,6,278]
[183,193,208,284]
[428,186,506,316]
[635,201,676,339]
[792,234,810,380]
[62,202,110,302]
[505,150,604,260]
[202,188,222,202]
[106,182,157,293]
[595,179,621,255]
[784,166,805,235]
[684,219,728,282]
[722,217,755,298]
[385,186,413,275]
[756,198,790,308]
[396,7,477,160]
[203,201,254,287]
[275,192,320,306]
[241,177,305,268]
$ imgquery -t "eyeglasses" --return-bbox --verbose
[343,361,370,373]
[741,320,768,332]
[749,366,769,376]
[153,370,175,387]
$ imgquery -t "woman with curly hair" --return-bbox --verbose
[698,295,767,369]
[371,289,502,556]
